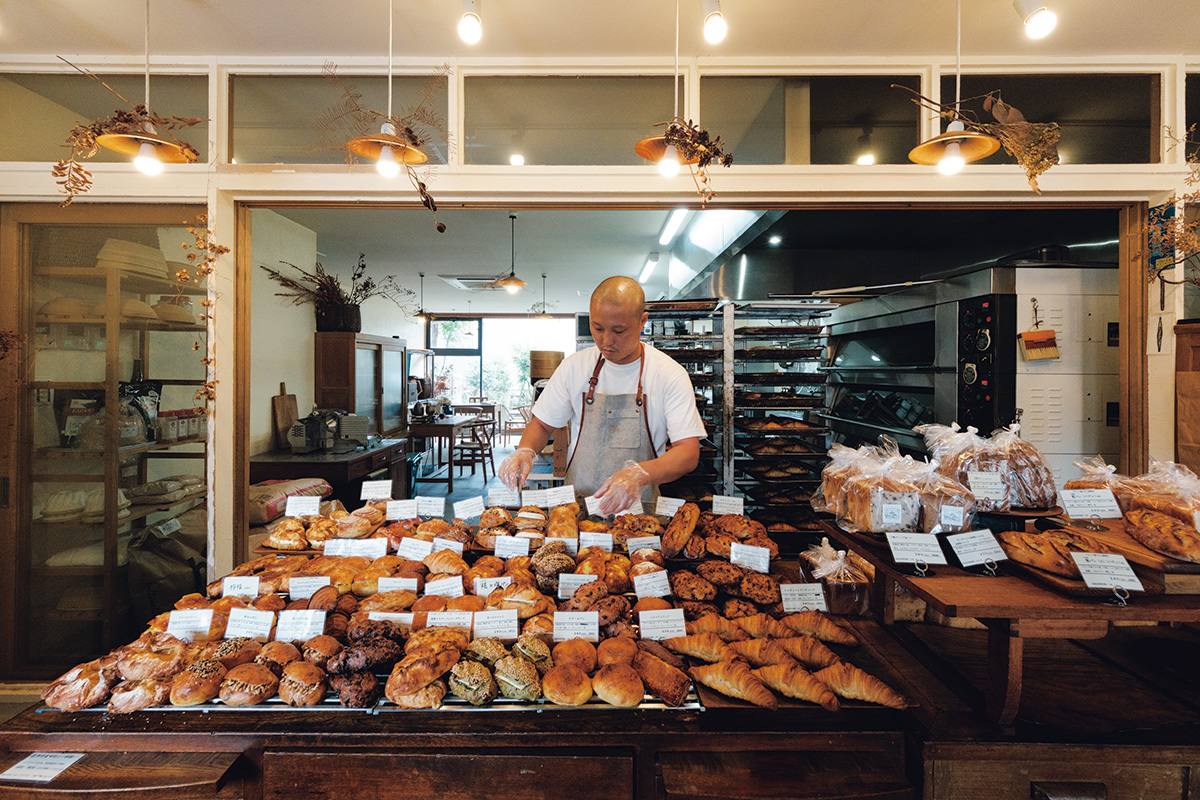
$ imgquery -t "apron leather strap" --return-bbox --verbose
[586,345,646,406]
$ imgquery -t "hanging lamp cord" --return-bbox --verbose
[954,0,961,115]
[387,0,393,119]
[672,0,679,119]
[144,0,151,113]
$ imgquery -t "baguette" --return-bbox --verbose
[752,663,839,711]
[1124,508,1200,563]
[689,659,778,709]
[812,661,907,709]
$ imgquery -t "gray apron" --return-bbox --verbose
[564,345,661,506]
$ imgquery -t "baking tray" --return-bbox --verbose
[735,348,826,361]
[734,325,825,338]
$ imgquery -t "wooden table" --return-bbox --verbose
[822,521,1200,725]
[249,438,409,507]
[410,415,477,492]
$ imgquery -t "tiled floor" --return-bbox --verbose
[413,443,556,505]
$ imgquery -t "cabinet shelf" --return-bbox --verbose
[34,266,207,297]
[37,435,206,460]
[35,314,206,333]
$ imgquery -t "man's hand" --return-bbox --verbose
[593,460,651,516]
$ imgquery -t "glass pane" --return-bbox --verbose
[464,75,678,165]
[230,74,449,165]
[430,318,481,351]
[381,346,405,433]
[432,354,483,404]
[700,75,922,165]
[481,317,576,408]
[355,346,379,426]
[0,73,208,162]
[939,73,1159,164]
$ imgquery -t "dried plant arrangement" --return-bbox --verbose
[659,116,735,205]
[260,254,417,312]
[1149,126,1200,286]
[173,215,228,404]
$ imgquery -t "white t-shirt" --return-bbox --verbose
[532,344,706,462]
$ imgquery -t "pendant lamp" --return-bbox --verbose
[634,0,699,177]
[907,0,999,173]
[414,272,427,321]
[495,213,527,293]
[534,273,553,318]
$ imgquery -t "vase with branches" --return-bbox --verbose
[260,254,417,332]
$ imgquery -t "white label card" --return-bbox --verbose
[1071,552,1144,592]
[780,583,828,613]
[275,609,327,641]
[625,535,661,553]
[885,532,949,565]
[387,499,419,520]
[522,489,549,507]
[360,480,393,501]
[1060,489,1123,520]
[711,495,745,515]
[473,609,520,640]
[396,537,435,560]
[453,496,486,520]
[633,570,672,599]
[579,532,614,553]
[881,504,903,525]
[424,576,465,598]
[377,576,419,593]
[940,505,965,528]
[157,518,182,536]
[584,495,603,515]
[324,538,388,559]
[284,496,321,518]
[966,471,1007,502]
[558,573,598,600]
[426,611,474,632]
[474,576,513,596]
[553,611,600,643]
[287,576,331,600]
[488,487,521,507]
[494,536,530,558]
[166,608,213,641]
[730,542,771,574]
[614,498,644,516]
[416,496,445,517]
[224,607,274,640]
[638,608,687,641]
[946,529,1009,568]
[547,535,579,556]
[368,612,413,628]
[432,537,465,555]
[656,496,685,517]
[221,576,260,598]
[546,485,577,507]
[0,752,86,783]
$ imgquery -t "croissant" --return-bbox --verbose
[689,659,778,709]
[753,663,839,711]
[662,632,735,663]
[776,636,840,670]
[385,644,460,696]
[726,638,793,667]
[423,549,469,576]
[735,613,790,639]
[812,662,907,710]
[779,611,859,646]
[686,614,749,642]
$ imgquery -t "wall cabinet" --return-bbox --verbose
[314,332,408,437]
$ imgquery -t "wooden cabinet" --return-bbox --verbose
[314,332,407,437]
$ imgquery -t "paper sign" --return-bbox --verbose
[157,518,182,536]
[473,609,519,640]
[324,538,388,559]
[637,608,687,640]
[416,496,445,517]
[546,484,577,507]
[885,532,949,565]
[632,570,671,598]
[424,575,465,597]
[656,496,685,517]
[377,576,419,593]
[547,535,579,556]
[946,529,1008,568]
[221,576,260,598]
[488,487,521,507]
[474,576,512,596]
[966,471,1007,502]
[494,535,531,558]
[287,576,331,600]
[396,537,435,560]
[453,496,486,520]
[284,495,321,518]
[0,752,85,783]
[712,495,745,515]
[584,495,603,515]
[367,612,413,627]
[558,573,598,600]
[360,480,392,500]
[731,542,771,573]
[579,532,614,553]
[625,535,661,553]
[432,537,465,555]
[1060,489,1123,520]
[553,611,600,642]
[426,611,474,632]
[224,607,274,640]
[275,609,327,641]
[614,498,644,516]
[387,499,419,520]
[940,505,965,528]
[1071,552,1144,592]
[166,608,213,641]
[781,583,828,613]
[522,489,549,507]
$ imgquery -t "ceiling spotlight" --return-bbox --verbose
[702,0,727,43]
[767,235,782,246]
[459,0,482,43]
[509,153,525,166]
[1013,0,1056,38]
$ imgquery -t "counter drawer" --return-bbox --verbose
[929,759,1187,800]
[370,448,394,470]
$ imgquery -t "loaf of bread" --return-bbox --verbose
[996,529,1116,579]
[1124,508,1200,563]
[1004,435,1058,509]
[918,473,976,533]
[1128,494,1200,527]
[841,473,920,533]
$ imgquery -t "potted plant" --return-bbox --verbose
[260,254,416,332]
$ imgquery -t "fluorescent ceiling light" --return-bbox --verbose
[640,253,660,284]
[658,208,688,246]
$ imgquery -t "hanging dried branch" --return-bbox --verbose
[1148,125,1200,287]
[174,214,229,405]
[659,116,735,205]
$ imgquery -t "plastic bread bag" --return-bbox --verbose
[907,460,977,533]
[926,425,1013,512]
[1127,459,1200,526]
[799,535,840,581]
[811,548,870,616]
[987,424,1058,510]
[914,421,968,463]
[1063,455,1138,512]
[812,443,872,517]
[839,454,921,534]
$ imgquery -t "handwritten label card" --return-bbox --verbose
[885,532,948,565]
[425,611,474,633]
[946,529,1008,568]
[424,575,465,598]
[284,495,321,518]
[396,537,435,561]
[275,609,327,641]
[166,608,213,641]
[1071,552,1144,592]
[360,480,392,500]
[377,576,420,593]
[416,496,446,518]
[546,485,577,507]
[488,487,521,507]
[0,752,86,783]
[473,609,519,640]
[625,535,661,553]
[494,536,530,558]
[474,576,512,596]
[221,576,260,598]
[287,576,331,600]
[432,538,465,555]
[579,532,614,553]
[614,498,644,516]
[1060,489,1123,520]
[557,573,598,600]
[966,471,1007,503]
[730,542,771,574]
[453,496,486,520]
[522,489,549,507]
[224,607,274,640]
[324,538,388,559]
[637,608,687,640]
[711,495,745,515]
[633,570,672,599]
[780,583,828,613]
[386,499,419,520]
[655,496,685,517]
[553,611,600,642]
[940,505,965,529]
[368,612,413,627]
[584,495,603,516]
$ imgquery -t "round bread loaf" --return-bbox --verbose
[631,597,673,618]
[219,662,280,706]
[541,664,593,706]
[446,594,486,612]
[169,659,227,706]
[592,663,644,707]
[629,561,665,578]
[629,548,665,567]
[255,641,302,676]
[412,594,448,613]
[596,636,638,667]
[552,638,597,674]
[521,613,555,640]
[279,661,327,707]
[213,637,262,670]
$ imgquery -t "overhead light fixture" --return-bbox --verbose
[907,0,999,173]
[458,0,482,43]
[640,253,660,284]
[347,0,429,175]
[496,212,528,294]
[854,128,875,165]
[509,153,525,166]
[534,273,553,318]
[767,236,782,246]
[415,272,427,321]
[1013,0,1056,38]
[634,0,699,177]
[702,0,727,43]
[658,208,689,246]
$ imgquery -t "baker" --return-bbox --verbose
[498,276,706,516]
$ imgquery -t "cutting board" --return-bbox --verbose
[1036,516,1200,574]
[271,381,298,450]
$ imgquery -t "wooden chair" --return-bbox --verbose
[501,404,529,446]
[453,417,496,480]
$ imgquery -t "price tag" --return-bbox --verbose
[275,609,327,641]
[426,611,474,632]
[637,608,687,640]
[730,542,771,573]
[558,573,598,600]
[474,576,512,596]
[1060,489,1123,520]
[625,535,661,553]
[966,471,1008,502]
[522,489,549,507]
[946,529,1008,568]
[324,538,388,559]
[494,536,530,558]
[284,495,321,518]
[287,576,331,600]
[546,484,577,507]
[579,532,613,553]
[416,496,445,518]
[396,537,435,560]
[488,487,521,507]
[377,576,420,593]
[1071,552,1144,592]
[473,609,519,640]
[360,480,392,501]
[885,532,949,565]
[387,499,419,520]
[453,496,486,520]
[432,538,465,555]
[584,495,603,515]
[780,583,828,613]
[614,498,644,516]
[632,570,671,599]
[547,535,579,556]
[711,495,745,515]
[166,608,213,641]
[655,496,685,517]
[553,611,599,642]
[940,505,965,528]
[224,607,274,640]
[424,575,464,597]
[157,518,182,536]
[880,504,903,525]
[368,612,413,628]
[0,752,86,783]
[221,576,260,598]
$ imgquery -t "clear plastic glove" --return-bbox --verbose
[498,447,536,490]
[594,460,651,516]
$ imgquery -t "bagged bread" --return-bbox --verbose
[1062,455,1139,512]
[917,423,1012,511]
[1122,460,1200,526]
[812,443,867,518]
[840,454,921,534]
[809,547,870,616]
[911,462,976,533]
[988,424,1058,509]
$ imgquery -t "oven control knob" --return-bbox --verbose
[975,329,992,351]
[962,363,978,385]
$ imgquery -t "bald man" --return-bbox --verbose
[499,276,705,515]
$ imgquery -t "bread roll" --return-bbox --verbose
[596,636,638,667]
[631,597,673,619]
[552,638,597,674]
[169,659,226,706]
[629,548,665,567]
[446,594,486,612]
[592,663,644,707]
[542,664,593,706]
[629,561,665,578]
[412,594,448,613]
[279,661,327,707]
[212,637,262,670]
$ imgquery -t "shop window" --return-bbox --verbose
[699,75,922,165]
[0,73,208,162]
[229,74,449,165]
[938,73,1159,164]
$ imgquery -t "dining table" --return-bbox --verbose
[409,414,480,493]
